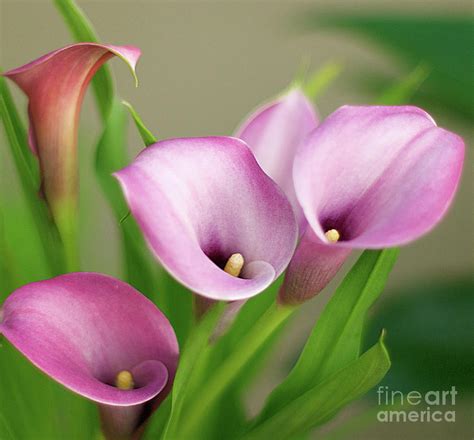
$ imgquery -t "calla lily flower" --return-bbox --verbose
[4,43,141,252]
[0,273,178,439]
[280,105,465,303]
[115,136,298,301]
[235,87,319,230]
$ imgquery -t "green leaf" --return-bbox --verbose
[243,333,390,440]
[95,100,157,293]
[0,207,16,294]
[162,304,225,440]
[122,100,157,146]
[142,396,171,440]
[0,340,98,439]
[174,301,296,439]
[0,76,65,276]
[53,0,114,121]
[95,100,129,214]
[155,271,194,347]
[0,75,39,186]
[191,280,286,440]
[0,412,16,440]
[302,14,474,119]
[257,249,398,423]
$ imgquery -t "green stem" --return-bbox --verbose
[54,202,80,272]
[61,230,79,273]
[176,302,297,439]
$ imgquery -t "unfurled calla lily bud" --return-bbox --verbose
[4,43,141,256]
[280,105,465,304]
[115,137,298,301]
[0,273,178,439]
[235,87,319,231]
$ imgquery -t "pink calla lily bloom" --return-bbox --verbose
[4,43,141,250]
[235,94,464,304]
[283,105,465,303]
[115,136,298,301]
[0,273,178,439]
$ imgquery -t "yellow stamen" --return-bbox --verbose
[115,370,134,390]
[325,229,340,243]
[223,253,244,277]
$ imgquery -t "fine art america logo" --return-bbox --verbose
[377,386,457,423]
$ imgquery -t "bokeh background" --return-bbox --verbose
[1,1,473,439]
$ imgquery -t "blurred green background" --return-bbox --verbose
[1,1,473,439]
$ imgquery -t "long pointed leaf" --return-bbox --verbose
[257,249,398,422]
[244,333,390,439]
[95,99,158,293]
[0,207,16,295]
[122,100,157,146]
[174,302,296,439]
[162,304,224,440]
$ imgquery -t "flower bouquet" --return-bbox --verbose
[0,1,465,439]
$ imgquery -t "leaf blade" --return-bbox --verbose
[122,100,157,146]
[257,249,398,422]
[244,333,391,440]
[0,76,65,276]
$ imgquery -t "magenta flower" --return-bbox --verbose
[281,105,465,303]
[115,136,298,301]
[235,87,319,230]
[4,43,141,250]
[0,273,178,439]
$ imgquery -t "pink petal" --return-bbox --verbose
[294,105,465,248]
[235,88,318,231]
[115,137,298,301]
[0,273,178,406]
[4,43,141,227]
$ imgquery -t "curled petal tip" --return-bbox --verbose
[106,44,142,87]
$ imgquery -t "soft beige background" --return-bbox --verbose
[1,1,473,439]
